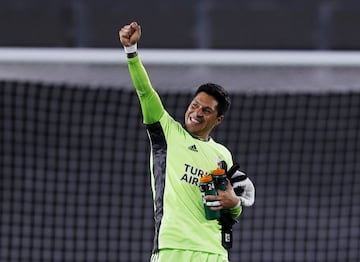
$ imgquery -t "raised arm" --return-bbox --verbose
[119,22,165,124]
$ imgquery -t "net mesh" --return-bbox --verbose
[1,80,359,262]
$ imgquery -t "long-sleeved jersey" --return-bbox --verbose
[127,55,241,256]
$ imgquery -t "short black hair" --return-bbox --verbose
[195,83,231,116]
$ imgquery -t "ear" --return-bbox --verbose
[215,115,224,126]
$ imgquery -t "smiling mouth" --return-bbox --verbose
[189,116,201,124]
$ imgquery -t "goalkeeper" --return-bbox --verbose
[119,21,255,262]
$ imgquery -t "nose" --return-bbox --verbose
[194,106,204,117]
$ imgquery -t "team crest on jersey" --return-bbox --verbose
[216,157,227,170]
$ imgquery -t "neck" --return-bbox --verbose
[193,133,210,142]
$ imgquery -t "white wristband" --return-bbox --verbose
[124,43,137,54]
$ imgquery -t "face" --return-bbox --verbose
[184,92,224,140]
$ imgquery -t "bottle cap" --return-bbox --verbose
[211,168,226,176]
[200,174,213,183]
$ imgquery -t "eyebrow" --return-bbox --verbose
[192,99,216,112]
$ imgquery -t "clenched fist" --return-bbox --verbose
[119,21,141,47]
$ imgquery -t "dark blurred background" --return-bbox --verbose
[1,1,360,262]
[1,0,360,49]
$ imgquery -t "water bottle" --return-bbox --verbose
[199,174,220,220]
[212,167,227,191]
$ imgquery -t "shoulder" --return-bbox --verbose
[209,138,231,152]
[208,138,233,161]
[147,111,186,136]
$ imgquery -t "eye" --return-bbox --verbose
[204,108,212,114]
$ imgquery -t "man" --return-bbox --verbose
[119,21,255,262]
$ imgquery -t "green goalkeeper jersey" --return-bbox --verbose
[127,55,242,257]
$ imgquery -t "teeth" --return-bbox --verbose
[190,117,200,124]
